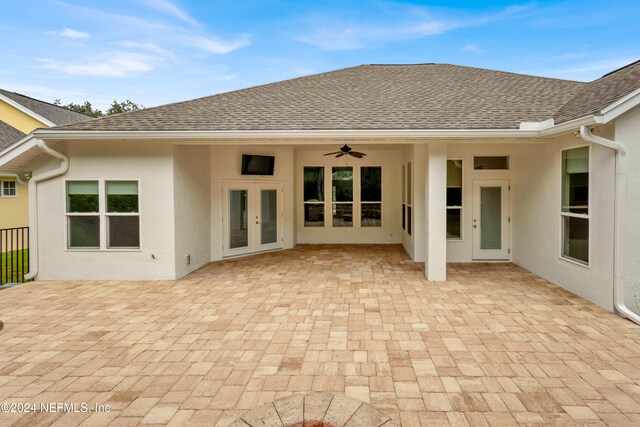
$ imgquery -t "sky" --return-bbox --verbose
[0,0,639,111]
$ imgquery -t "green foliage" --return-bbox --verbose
[106,100,143,115]
[1,249,29,285]
[53,99,143,117]
[67,194,99,213]
[54,99,103,117]
[107,195,138,213]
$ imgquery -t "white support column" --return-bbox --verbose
[425,141,447,281]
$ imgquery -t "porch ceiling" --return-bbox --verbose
[0,245,639,426]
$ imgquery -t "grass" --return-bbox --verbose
[1,249,29,285]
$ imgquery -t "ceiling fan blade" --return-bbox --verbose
[336,152,347,158]
[350,151,366,157]
[324,151,341,156]
[349,153,364,158]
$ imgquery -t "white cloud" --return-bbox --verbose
[46,28,90,39]
[0,82,86,100]
[462,44,486,54]
[297,3,531,51]
[39,52,161,77]
[297,28,362,50]
[190,35,251,54]
[540,56,640,81]
[114,41,175,59]
[136,0,197,25]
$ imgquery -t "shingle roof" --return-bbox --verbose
[554,60,640,124]
[0,121,25,150]
[0,89,93,126]
[53,64,587,132]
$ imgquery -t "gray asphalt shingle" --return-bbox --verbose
[0,89,93,126]
[47,61,640,132]
[0,122,26,150]
[51,64,587,132]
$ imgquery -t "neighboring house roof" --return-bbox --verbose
[0,89,93,126]
[0,122,26,151]
[554,60,640,124]
[52,64,588,132]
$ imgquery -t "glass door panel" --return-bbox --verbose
[480,187,502,250]
[223,181,283,257]
[260,189,278,245]
[472,180,510,260]
[229,189,248,249]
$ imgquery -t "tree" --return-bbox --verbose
[53,99,143,117]
[53,99,103,118]
[106,100,143,115]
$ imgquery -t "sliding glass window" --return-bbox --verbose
[332,167,353,227]
[446,160,463,239]
[561,146,589,265]
[361,166,382,227]
[303,167,324,227]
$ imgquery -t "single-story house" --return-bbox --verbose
[0,60,639,323]
[0,89,91,228]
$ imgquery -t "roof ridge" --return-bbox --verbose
[599,58,640,78]
[55,65,370,128]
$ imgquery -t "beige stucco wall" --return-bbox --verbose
[210,145,295,261]
[174,145,211,278]
[294,145,403,245]
[30,140,176,280]
[615,106,640,315]
[510,134,615,311]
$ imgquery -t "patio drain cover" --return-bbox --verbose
[230,392,398,427]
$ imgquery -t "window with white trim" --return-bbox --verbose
[66,180,140,249]
[446,160,463,239]
[303,167,324,227]
[332,166,353,227]
[302,166,383,228]
[361,166,382,227]
[561,147,589,265]
[106,181,140,248]
[1,180,17,197]
[402,162,412,236]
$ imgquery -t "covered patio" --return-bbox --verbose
[1,245,639,426]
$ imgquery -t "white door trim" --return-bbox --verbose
[472,179,510,260]
[222,181,284,257]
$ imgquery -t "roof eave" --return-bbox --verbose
[0,93,56,127]
[32,128,545,141]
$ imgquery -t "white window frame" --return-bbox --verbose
[331,166,354,228]
[402,161,412,237]
[64,179,141,252]
[360,165,383,228]
[0,180,18,198]
[446,159,464,241]
[105,180,141,250]
[302,166,326,228]
[301,165,384,229]
[559,145,590,267]
[473,155,510,171]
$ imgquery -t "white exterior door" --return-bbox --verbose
[222,181,283,257]
[472,180,510,260]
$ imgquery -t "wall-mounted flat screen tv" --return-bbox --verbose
[241,154,275,175]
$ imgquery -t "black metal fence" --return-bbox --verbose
[0,227,30,285]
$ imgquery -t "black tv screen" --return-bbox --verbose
[241,154,275,175]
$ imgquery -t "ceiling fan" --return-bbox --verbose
[323,144,366,159]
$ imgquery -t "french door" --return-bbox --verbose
[472,180,510,260]
[222,181,283,257]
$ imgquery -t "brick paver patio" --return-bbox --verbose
[1,244,639,426]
